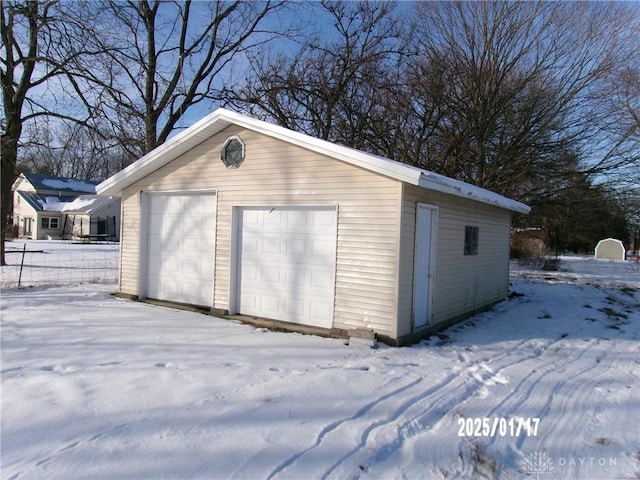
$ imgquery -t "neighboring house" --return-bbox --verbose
[97,108,529,345]
[594,238,625,261]
[12,173,121,241]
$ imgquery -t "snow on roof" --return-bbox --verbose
[417,170,530,213]
[61,195,116,213]
[16,191,44,211]
[23,173,98,194]
[40,196,74,212]
[97,108,530,214]
[17,191,116,213]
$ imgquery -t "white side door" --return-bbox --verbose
[413,204,437,328]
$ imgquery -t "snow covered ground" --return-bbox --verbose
[1,247,639,480]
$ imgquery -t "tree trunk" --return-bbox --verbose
[1,130,19,266]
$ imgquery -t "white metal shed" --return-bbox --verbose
[595,238,626,261]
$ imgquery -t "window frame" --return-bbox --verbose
[221,135,246,168]
[41,216,60,230]
[464,225,479,256]
[23,217,33,235]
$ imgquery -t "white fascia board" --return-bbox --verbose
[96,108,529,215]
[418,171,531,214]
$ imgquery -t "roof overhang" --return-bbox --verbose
[418,171,530,214]
[97,108,530,214]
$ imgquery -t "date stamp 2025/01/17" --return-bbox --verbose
[457,417,541,437]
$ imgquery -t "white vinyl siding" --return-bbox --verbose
[12,195,36,238]
[397,185,511,338]
[119,126,402,336]
[119,190,142,292]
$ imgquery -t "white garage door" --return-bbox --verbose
[237,206,336,328]
[145,193,216,307]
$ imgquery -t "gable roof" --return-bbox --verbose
[96,108,530,214]
[16,191,50,212]
[19,173,99,194]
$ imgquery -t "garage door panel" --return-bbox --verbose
[263,237,283,255]
[261,295,282,313]
[264,211,286,227]
[285,299,305,317]
[286,238,307,257]
[242,209,261,227]
[262,266,282,284]
[147,236,164,255]
[148,216,167,235]
[182,237,208,254]
[311,238,335,258]
[237,207,336,328]
[145,193,216,307]
[285,269,307,287]
[285,210,307,228]
[310,302,332,320]
[240,236,259,254]
[311,269,334,289]
[241,264,259,282]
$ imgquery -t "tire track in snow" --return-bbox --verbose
[530,343,619,446]
[397,336,602,478]
[322,334,593,479]
[354,339,567,478]
[505,337,635,461]
[400,335,625,478]
[467,337,615,478]
[270,337,554,480]
[516,340,617,449]
[482,339,600,445]
[266,375,424,480]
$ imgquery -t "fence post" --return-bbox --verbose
[17,243,26,288]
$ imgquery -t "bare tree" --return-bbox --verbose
[1,0,97,265]
[83,0,287,158]
[406,1,639,199]
[233,0,404,150]
[586,65,640,189]
[18,119,130,180]
[1,0,287,264]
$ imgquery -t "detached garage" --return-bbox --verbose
[97,108,529,345]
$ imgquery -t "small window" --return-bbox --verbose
[221,136,245,168]
[41,217,59,229]
[464,226,479,255]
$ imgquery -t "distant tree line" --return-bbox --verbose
[2,0,639,264]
